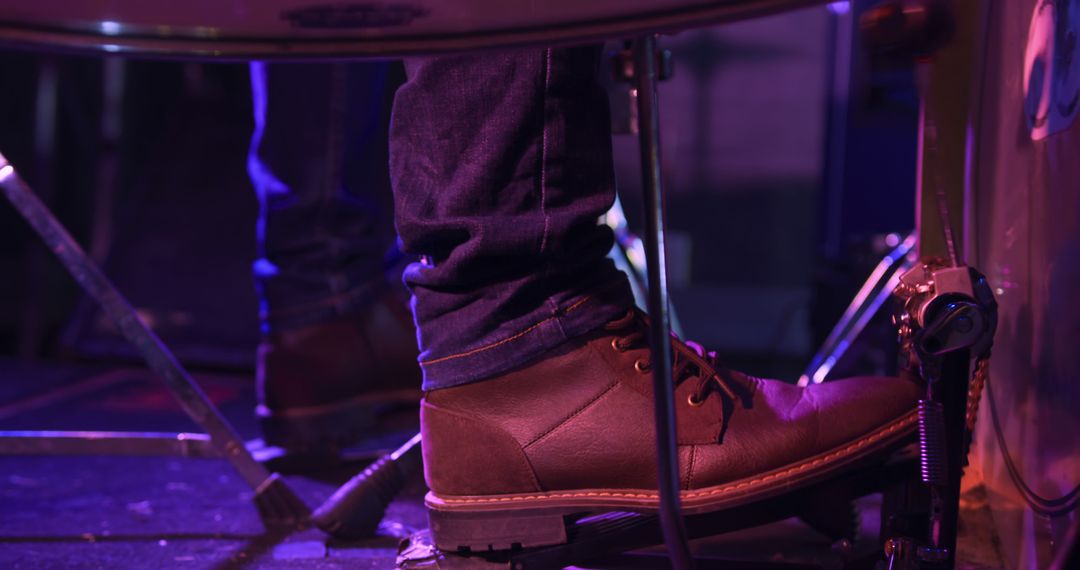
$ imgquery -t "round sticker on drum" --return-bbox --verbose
[1024,0,1080,140]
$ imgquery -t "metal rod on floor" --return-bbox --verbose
[632,34,695,570]
[0,152,308,527]
[0,430,221,458]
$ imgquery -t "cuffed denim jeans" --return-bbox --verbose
[247,61,402,333]
[391,46,634,390]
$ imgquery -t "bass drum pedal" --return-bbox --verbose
[880,262,997,569]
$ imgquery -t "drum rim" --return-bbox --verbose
[0,0,826,59]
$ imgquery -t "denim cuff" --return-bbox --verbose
[418,279,634,390]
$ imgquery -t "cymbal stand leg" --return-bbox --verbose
[0,152,308,529]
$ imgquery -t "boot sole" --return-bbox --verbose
[425,408,919,552]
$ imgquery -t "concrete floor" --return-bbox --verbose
[0,360,1006,569]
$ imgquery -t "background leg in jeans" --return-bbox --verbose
[248,61,419,452]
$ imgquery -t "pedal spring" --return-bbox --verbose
[918,399,947,486]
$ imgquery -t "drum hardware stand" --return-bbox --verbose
[856,3,999,567]
[0,152,310,530]
[878,12,998,561]
[612,41,673,135]
[799,231,918,387]
[882,262,996,569]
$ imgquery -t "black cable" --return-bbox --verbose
[985,377,1080,517]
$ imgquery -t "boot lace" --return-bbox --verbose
[606,310,747,408]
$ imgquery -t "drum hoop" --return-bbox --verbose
[0,1,825,59]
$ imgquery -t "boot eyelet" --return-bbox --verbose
[687,394,706,407]
[634,359,651,374]
[611,338,627,352]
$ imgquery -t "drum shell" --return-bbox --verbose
[0,0,827,58]
[968,0,1080,567]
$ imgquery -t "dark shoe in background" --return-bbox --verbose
[256,292,422,456]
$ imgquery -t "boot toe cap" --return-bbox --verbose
[803,375,922,448]
[687,375,920,489]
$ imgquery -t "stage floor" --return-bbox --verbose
[0,360,1005,569]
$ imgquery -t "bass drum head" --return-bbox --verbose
[971,0,1080,566]
[0,0,823,58]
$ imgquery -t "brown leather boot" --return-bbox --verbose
[257,292,422,452]
[421,310,921,550]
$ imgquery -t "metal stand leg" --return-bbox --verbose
[632,34,694,570]
[799,232,918,387]
[0,152,309,529]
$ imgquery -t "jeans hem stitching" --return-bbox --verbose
[419,294,591,366]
